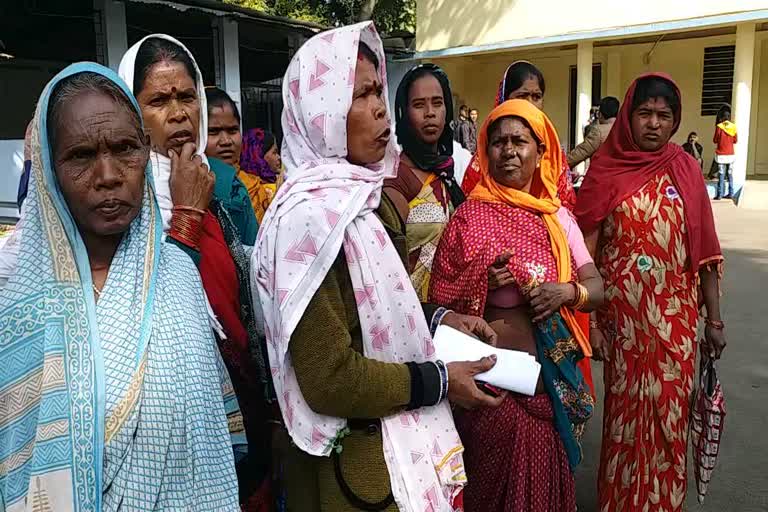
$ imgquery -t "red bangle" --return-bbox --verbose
[169,212,203,250]
[704,318,725,330]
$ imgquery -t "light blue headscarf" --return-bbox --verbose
[0,63,242,511]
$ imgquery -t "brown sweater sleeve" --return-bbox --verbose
[289,252,412,419]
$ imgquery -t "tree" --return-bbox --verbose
[224,0,416,33]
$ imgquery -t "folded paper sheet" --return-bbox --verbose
[433,325,541,396]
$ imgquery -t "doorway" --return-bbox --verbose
[568,64,602,149]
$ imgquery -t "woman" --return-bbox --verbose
[430,99,602,511]
[384,64,465,301]
[119,35,271,509]
[463,60,594,394]
[252,22,506,512]
[460,61,576,211]
[0,63,240,511]
[204,87,283,223]
[239,129,283,222]
[575,73,726,512]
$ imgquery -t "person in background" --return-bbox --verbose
[239,128,283,222]
[455,104,469,145]
[253,22,505,511]
[566,96,619,170]
[430,99,602,511]
[385,63,466,301]
[119,35,272,511]
[713,107,738,200]
[576,73,726,512]
[682,131,704,170]
[456,105,478,154]
[204,87,283,223]
[1,63,241,511]
[461,61,577,211]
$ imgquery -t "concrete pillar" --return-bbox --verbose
[732,22,756,201]
[575,41,593,175]
[212,17,242,116]
[93,0,128,71]
[606,51,622,99]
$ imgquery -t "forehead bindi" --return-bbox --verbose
[145,61,195,94]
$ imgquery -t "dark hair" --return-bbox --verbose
[357,42,379,70]
[631,76,680,114]
[48,72,141,147]
[599,96,620,118]
[487,115,541,146]
[503,61,546,100]
[470,108,478,114]
[262,131,277,153]
[205,87,240,123]
[460,104,468,111]
[133,37,197,95]
[716,104,731,123]
[688,131,698,138]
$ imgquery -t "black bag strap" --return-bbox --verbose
[332,449,395,511]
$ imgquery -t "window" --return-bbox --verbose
[701,45,734,116]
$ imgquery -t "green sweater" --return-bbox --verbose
[279,196,439,512]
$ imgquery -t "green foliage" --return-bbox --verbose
[223,0,415,33]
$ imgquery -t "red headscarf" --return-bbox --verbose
[575,73,722,274]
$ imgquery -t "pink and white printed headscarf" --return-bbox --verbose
[251,22,466,511]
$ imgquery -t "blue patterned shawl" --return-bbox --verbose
[0,63,242,511]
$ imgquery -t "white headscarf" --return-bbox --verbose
[118,34,209,232]
[118,34,224,338]
[251,22,465,511]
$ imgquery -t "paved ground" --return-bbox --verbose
[575,201,768,511]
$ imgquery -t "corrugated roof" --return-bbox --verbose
[128,0,325,33]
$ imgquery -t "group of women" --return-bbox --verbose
[0,20,727,512]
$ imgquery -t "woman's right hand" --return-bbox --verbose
[447,356,507,409]
[590,327,609,362]
[488,251,515,291]
[169,142,215,211]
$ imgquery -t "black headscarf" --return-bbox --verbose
[395,63,465,207]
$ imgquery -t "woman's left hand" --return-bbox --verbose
[529,283,574,323]
[703,325,727,360]
[440,312,499,346]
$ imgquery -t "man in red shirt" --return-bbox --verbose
[713,108,738,199]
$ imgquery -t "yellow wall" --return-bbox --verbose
[417,0,768,52]
[433,32,768,175]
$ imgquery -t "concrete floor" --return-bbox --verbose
[575,201,768,512]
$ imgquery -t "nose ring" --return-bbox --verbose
[510,151,518,158]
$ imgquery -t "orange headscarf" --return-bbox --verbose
[470,99,590,356]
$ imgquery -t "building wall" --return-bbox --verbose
[416,0,768,52]
[432,32,768,176]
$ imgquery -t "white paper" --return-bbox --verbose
[433,324,541,396]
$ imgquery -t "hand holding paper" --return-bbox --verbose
[433,324,541,396]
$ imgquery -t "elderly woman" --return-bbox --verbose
[204,87,283,223]
[384,64,465,301]
[576,74,726,512]
[119,35,270,509]
[252,22,506,512]
[0,63,240,511]
[430,99,603,512]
